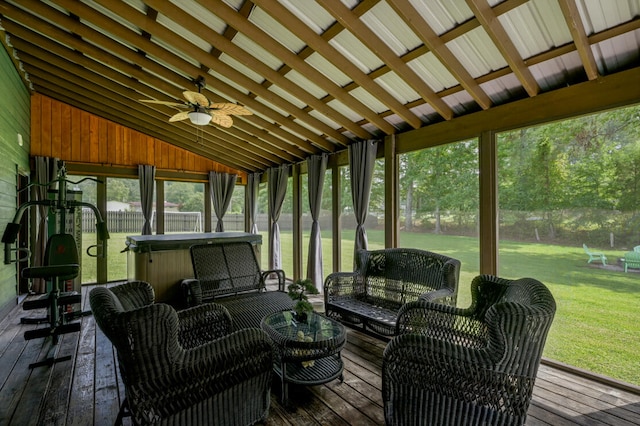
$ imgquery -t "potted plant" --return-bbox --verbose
[287,278,319,322]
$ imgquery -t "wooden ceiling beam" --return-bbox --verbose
[398,67,640,152]
[465,0,540,97]
[558,0,599,80]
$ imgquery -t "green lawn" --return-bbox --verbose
[83,230,639,386]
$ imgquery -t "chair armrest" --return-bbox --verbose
[176,302,232,349]
[140,328,274,421]
[183,328,274,384]
[261,268,286,291]
[395,300,485,342]
[323,272,360,300]
[181,278,202,307]
[418,287,455,304]
[384,333,495,369]
[111,280,155,310]
[483,300,555,375]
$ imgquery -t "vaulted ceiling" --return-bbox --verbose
[1,0,639,173]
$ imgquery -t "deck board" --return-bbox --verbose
[0,284,638,426]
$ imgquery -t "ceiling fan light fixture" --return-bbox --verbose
[188,111,212,125]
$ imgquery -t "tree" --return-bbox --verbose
[107,179,131,203]
[165,181,203,211]
[407,140,478,233]
[181,192,204,212]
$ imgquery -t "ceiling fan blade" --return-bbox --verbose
[209,113,233,128]
[140,99,187,108]
[210,103,252,115]
[169,111,190,122]
[183,90,210,107]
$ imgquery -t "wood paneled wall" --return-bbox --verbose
[0,35,31,318]
[30,94,245,181]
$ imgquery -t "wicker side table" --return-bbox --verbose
[260,310,346,404]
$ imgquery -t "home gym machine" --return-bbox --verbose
[2,160,109,368]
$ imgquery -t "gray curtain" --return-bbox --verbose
[32,156,59,293]
[246,172,260,234]
[268,165,289,271]
[209,171,237,232]
[306,154,328,292]
[138,164,155,235]
[349,139,378,259]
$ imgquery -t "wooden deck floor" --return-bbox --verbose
[1,284,639,426]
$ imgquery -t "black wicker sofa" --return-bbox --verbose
[181,241,293,330]
[323,248,460,337]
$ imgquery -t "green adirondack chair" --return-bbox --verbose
[623,251,640,272]
[583,244,607,265]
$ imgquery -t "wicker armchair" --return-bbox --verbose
[90,281,274,426]
[382,275,556,426]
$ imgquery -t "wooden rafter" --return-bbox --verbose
[558,0,599,80]
[465,0,540,97]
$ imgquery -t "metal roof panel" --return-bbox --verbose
[408,52,458,91]
[284,69,329,100]
[375,71,421,104]
[407,0,474,34]
[326,98,365,123]
[498,1,571,59]
[578,0,640,33]
[167,0,228,33]
[349,86,390,114]
[249,6,306,53]
[447,27,508,77]
[304,52,352,87]
[593,30,640,74]
[231,32,284,71]
[362,2,423,55]
[277,0,335,33]
[330,29,385,74]
[481,73,527,106]
[218,53,266,85]
[268,84,308,110]
[155,13,212,53]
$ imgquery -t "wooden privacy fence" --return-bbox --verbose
[82,210,205,233]
[82,211,377,234]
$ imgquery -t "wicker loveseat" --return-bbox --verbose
[382,275,556,426]
[323,248,460,337]
[90,280,274,426]
[181,241,293,330]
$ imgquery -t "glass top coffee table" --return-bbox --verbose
[260,310,346,404]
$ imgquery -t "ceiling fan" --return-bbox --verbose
[140,76,251,128]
